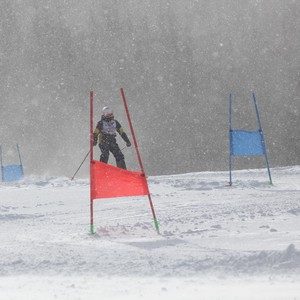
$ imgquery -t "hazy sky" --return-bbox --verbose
[0,0,299,177]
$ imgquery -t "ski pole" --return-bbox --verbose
[71,150,90,180]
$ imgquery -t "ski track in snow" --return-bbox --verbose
[0,166,300,299]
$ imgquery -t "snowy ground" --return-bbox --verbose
[0,166,300,299]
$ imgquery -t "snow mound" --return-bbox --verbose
[219,244,300,274]
[0,176,88,188]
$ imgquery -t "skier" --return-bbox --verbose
[93,106,131,169]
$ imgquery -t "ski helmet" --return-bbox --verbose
[102,106,114,119]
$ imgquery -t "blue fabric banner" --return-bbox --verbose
[230,130,265,156]
[2,165,24,182]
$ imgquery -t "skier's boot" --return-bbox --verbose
[116,159,127,170]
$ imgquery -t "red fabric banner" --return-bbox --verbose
[91,160,149,200]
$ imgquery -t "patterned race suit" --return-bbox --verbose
[93,116,130,169]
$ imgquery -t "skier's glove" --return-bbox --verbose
[126,141,131,147]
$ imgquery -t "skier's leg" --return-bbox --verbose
[109,141,126,169]
[99,141,109,163]
[116,159,127,169]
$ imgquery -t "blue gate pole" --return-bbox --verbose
[229,94,233,186]
[0,145,3,181]
[16,144,24,176]
[252,93,273,184]
[0,145,2,167]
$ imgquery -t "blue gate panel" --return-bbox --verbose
[2,165,24,182]
[230,130,265,156]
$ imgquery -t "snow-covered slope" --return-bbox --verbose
[0,166,300,299]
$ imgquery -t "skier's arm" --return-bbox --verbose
[93,129,99,146]
[116,121,131,146]
[93,122,104,145]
